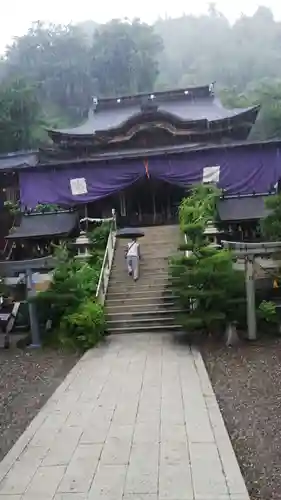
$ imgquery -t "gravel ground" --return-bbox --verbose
[202,337,281,500]
[0,347,79,461]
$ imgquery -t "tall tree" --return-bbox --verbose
[220,80,281,140]
[2,7,281,139]
[0,78,41,153]
[5,22,93,120]
[155,6,281,92]
[91,20,163,97]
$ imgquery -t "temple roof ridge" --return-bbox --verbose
[89,83,215,110]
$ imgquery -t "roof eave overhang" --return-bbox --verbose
[47,105,260,143]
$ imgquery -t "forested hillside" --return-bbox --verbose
[1,4,281,152]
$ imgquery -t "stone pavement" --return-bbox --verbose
[0,334,249,500]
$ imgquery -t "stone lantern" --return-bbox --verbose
[204,221,221,248]
[73,231,92,260]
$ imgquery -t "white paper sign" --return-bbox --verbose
[70,177,88,196]
[203,165,220,184]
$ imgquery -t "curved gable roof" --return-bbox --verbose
[0,151,38,171]
[48,85,260,139]
[6,211,78,239]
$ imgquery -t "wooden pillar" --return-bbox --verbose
[84,204,88,231]
[119,192,126,217]
[152,190,156,225]
[167,194,171,222]
[138,201,142,223]
[245,256,257,340]
[26,268,41,348]
[119,193,123,216]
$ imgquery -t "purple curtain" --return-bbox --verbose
[19,160,145,208]
[149,147,280,194]
[19,147,281,208]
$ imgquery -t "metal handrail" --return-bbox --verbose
[95,211,117,305]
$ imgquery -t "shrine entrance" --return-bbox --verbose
[117,177,186,227]
[85,177,186,226]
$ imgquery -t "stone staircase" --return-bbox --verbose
[105,225,182,334]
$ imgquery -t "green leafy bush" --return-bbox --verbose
[179,184,220,234]
[89,222,110,250]
[4,200,20,214]
[59,300,106,351]
[36,259,100,329]
[33,203,62,213]
[33,223,109,350]
[258,300,278,323]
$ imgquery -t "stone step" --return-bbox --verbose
[109,270,171,281]
[138,238,179,242]
[106,306,181,315]
[107,309,182,322]
[111,269,170,275]
[118,242,179,250]
[107,282,173,294]
[112,265,170,273]
[135,228,180,234]
[138,224,178,229]
[108,273,168,289]
[113,256,179,263]
[108,275,172,284]
[106,293,174,301]
[106,301,176,313]
[106,225,181,334]
[117,236,180,245]
[107,290,171,299]
[107,324,183,334]
[108,279,172,289]
[112,259,169,272]
[117,240,179,247]
[114,254,176,262]
[107,316,179,329]
[105,293,176,305]
[139,237,180,244]
[108,285,171,293]
[114,253,173,261]
[117,238,179,244]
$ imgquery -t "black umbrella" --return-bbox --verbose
[116,227,145,239]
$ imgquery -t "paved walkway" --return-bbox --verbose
[0,334,249,500]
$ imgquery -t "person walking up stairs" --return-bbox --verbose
[105,225,182,334]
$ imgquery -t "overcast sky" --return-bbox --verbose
[0,0,280,53]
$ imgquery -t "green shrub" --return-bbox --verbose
[33,222,109,349]
[258,300,278,323]
[89,222,110,250]
[170,185,246,335]
[260,193,281,241]
[59,300,106,351]
[179,184,220,234]
[170,246,246,333]
[35,258,100,329]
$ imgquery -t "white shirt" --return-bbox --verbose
[127,241,140,257]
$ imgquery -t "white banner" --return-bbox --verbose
[203,165,220,184]
[70,177,88,196]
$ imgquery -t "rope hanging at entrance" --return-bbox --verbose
[144,159,150,179]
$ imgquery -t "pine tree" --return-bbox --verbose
[170,185,246,334]
[260,192,281,241]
